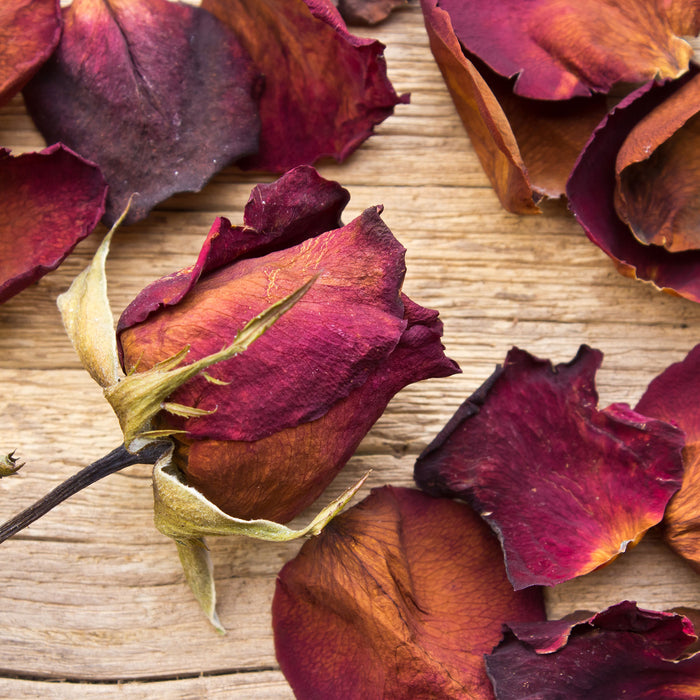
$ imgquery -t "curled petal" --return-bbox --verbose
[201,0,407,171]
[567,70,700,303]
[0,0,61,106]
[0,145,107,304]
[438,0,700,100]
[415,346,685,589]
[273,486,545,699]
[636,344,700,570]
[615,73,700,253]
[23,0,261,225]
[420,0,608,212]
[486,602,700,699]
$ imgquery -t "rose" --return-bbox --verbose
[116,166,460,523]
[567,68,700,303]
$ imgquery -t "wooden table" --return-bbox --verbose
[1,4,698,697]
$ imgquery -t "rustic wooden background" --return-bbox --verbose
[1,3,699,697]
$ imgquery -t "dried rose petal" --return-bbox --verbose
[0,0,61,107]
[337,0,406,25]
[615,74,700,253]
[567,70,700,303]
[0,144,107,303]
[636,344,700,570]
[273,486,545,699]
[118,167,459,521]
[420,0,608,213]
[414,346,685,589]
[438,0,700,100]
[201,0,407,172]
[22,0,261,226]
[486,601,700,699]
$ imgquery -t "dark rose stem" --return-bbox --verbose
[0,441,169,544]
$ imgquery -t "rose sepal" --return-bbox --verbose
[57,202,316,450]
[153,444,368,632]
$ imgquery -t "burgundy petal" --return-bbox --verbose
[567,69,700,303]
[201,0,407,172]
[0,0,61,107]
[486,602,700,699]
[23,0,261,225]
[0,144,107,303]
[273,486,545,699]
[415,346,685,589]
[439,0,700,100]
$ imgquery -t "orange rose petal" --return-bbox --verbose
[636,344,700,570]
[273,486,545,699]
[0,0,61,107]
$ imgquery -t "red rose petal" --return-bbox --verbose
[615,74,700,253]
[201,0,407,172]
[636,344,700,571]
[273,486,545,699]
[415,346,685,589]
[438,0,700,100]
[0,144,107,303]
[567,69,700,303]
[0,0,61,107]
[486,602,700,699]
[23,0,261,225]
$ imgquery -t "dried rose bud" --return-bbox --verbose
[116,166,459,524]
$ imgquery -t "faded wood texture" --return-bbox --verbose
[1,4,699,697]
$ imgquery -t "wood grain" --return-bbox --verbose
[0,3,699,696]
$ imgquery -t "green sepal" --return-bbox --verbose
[152,446,368,631]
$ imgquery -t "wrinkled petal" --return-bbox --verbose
[23,0,261,226]
[414,346,685,589]
[273,486,545,699]
[0,0,61,107]
[438,0,700,100]
[0,144,107,303]
[615,73,700,253]
[486,601,700,699]
[171,296,459,521]
[420,0,608,212]
[636,344,700,571]
[567,70,700,303]
[117,166,350,331]
[201,0,407,172]
[337,0,406,25]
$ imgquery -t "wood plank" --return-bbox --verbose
[0,2,698,695]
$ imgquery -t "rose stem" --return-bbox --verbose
[0,441,169,544]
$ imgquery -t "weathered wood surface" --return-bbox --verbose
[0,3,699,697]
